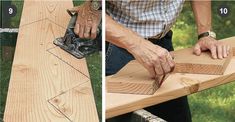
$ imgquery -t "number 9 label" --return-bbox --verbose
[4,5,17,17]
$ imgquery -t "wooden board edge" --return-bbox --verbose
[106,72,235,119]
[107,81,158,95]
[221,50,233,74]
[173,63,224,75]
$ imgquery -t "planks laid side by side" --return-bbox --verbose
[106,37,235,118]
[4,1,99,122]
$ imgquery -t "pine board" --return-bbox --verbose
[4,1,98,122]
[106,37,235,119]
[107,38,233,95]
[20,0,70,28]
[173,47,232,75]
[47,46,90,78]
[48,82,98,122]
[107,61,159,95]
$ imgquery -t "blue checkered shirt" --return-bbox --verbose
[106,0,185,38]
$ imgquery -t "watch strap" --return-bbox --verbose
[198,32,209,40]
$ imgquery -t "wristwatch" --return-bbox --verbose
[198,31,216,40]
[91,0,101,10]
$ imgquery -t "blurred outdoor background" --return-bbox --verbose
[0,1,235,122]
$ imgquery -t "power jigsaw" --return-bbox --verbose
[53,10,101,59]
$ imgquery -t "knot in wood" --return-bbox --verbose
[180,77,200,94]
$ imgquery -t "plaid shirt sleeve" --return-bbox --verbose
[106,0,185,39]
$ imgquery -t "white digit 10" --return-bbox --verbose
[9,8,13,15]
[220,8,228,15]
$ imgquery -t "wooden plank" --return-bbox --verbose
[48,81,99,122]
[4,1,98,121]
[106,37,235,118]
[47,46,90,78]
[19,0,71,28]
[173,47,232,75]
[107,38,233,95]
[107,61,159,95]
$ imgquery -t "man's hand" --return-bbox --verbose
[128,39,175,79]
[193,37,230,59]
[106,14,174,80]
[68,1,101,39]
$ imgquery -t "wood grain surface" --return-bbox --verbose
[106,37,235,119]
[173,47,232,75]
[107,38,233,95]
[48,82,98,122]
[107,61,160,95]
[4,0,98,122]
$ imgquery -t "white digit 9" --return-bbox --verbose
[9,8,13,15]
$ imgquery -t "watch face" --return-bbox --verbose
[209,31,216,38]
[92,1,100,10]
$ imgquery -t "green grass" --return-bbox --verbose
[86,52,102,121]
[0,49,14,121]
[189,82,235,122]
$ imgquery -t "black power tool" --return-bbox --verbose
[53,10,101,59]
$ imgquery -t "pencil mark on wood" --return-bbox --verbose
[47,48,90,78]
[19,18,48,28]
[47,18,67,30]
[48,99,72,122]
[48,81,98,122]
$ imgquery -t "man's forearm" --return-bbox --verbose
[191,1,211,34]
[105,14,142,50]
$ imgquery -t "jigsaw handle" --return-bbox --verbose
[66,9,78,29]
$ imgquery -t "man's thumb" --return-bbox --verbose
[193,44,201,56]
[67,6,81,13]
